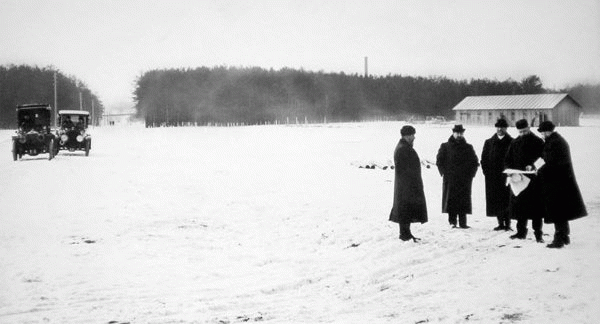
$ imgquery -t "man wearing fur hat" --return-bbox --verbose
[536,121,587,248]
[504,119,545,242]
[389,125,428,242]
[436,124,479,229]
[481,118,513,231]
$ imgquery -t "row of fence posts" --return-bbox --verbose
[145,115,398,128]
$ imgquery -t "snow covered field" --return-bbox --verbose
[1,120,599,323]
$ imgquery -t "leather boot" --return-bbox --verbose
[399,223,412,241]
[547,239,564,248]
[494,217,504,230]
[547,233,566,248]
[448,214,457,227]
[546,241,564,248]
[510,229,527,240]
[535,233,544,243]
[458,214,469,229]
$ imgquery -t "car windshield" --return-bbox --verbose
[60,115,87,129]
[18,109,51,131]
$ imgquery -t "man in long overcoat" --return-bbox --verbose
[537,121,587,248]
[436,124,479,228]
[504,119,545,242]
[481,119,513,231]
[389,125,428,242]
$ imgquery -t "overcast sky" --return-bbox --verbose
[1,0,599,110]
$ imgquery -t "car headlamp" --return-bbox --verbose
[76,135,84,142]
[61,134,68,142]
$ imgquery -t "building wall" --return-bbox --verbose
[453,96,581,127]
[553,98,580,126]
[455,109,554,127]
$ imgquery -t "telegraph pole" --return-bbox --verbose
[53,71,58,127]
[91,100,95,127]
[79,91,83,110]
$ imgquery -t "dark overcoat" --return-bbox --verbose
[538,132,587,223]
[436,136,479,214]
[504,132,544,220]
[481,133,513,217]
[389,138,428,224]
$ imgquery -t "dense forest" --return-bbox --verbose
[133,66,600,127]
[0,65,104,128]
[2,64,598,129]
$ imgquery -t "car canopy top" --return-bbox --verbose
[58,110,90,116]
[17,104,52,111]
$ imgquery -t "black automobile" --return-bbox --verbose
[12,104,57,161]
[56,110,91,156]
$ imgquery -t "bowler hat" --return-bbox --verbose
[537,121,555,132]
[452,124,466,133]
[494,118,509,128]
[400,125,416,136]
[515,119,529,130]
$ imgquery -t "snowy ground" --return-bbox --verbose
[1,120,599,324]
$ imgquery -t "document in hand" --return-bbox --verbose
[504,172,531,196]
[534,158,545,170]
[503,169,537,175]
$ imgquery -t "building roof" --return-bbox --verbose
[452,94,580,111]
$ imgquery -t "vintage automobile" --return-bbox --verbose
[12,104,57,161]
[56,110,92,156]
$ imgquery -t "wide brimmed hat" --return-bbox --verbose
[537,120,555,132]
[515,119,529,130]
[494,118,509,128]
[400,125,416,136]
[452,124,466,133]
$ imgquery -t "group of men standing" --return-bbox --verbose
[389,119,587,248]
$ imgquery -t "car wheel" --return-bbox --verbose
[48,139,55,160]
[85,139,90,156]
[12,140,18,161]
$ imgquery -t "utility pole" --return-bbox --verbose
[53,71,58,127]
[364,56,368,78]
[91,100,95,127]
[79,92,83,110]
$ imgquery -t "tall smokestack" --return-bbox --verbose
[364,56,368,77]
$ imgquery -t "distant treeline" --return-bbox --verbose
[564,83,600,115]
[133,66,600,127]
[0,64,104,128]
